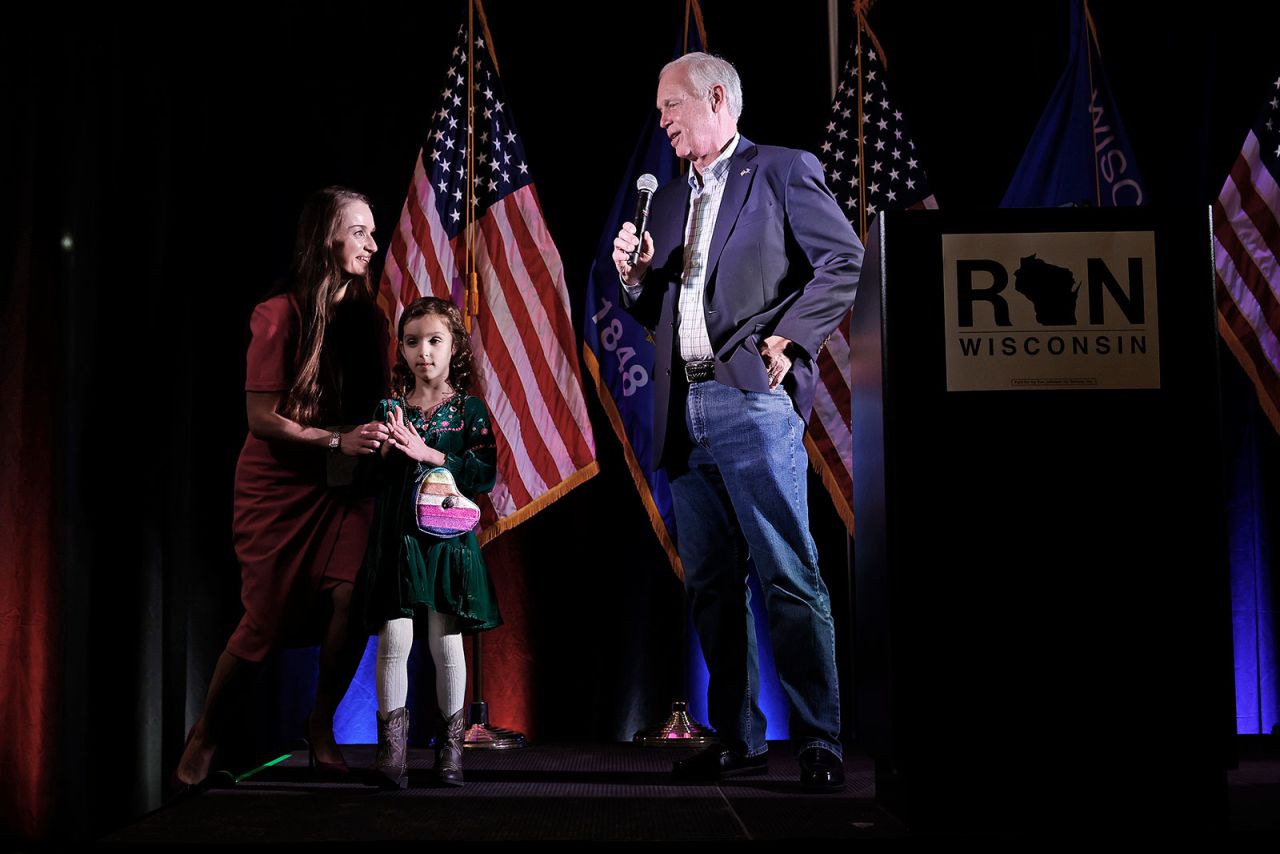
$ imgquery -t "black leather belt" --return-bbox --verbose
[683,360,715,383]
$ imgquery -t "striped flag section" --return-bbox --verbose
[813,6,936,532]
[1214,83,1280,432]
[379,14,597,543]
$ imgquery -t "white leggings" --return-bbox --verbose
[376,611,466,717]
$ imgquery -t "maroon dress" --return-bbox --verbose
[226,293,385,662]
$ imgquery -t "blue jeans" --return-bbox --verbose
[670,380,842,759]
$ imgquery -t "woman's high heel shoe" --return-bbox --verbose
[305,711,351,777]
[167,725,232,803]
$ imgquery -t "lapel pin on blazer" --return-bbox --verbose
[740,168,751,176]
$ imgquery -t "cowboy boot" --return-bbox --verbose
[434,707,467,787]
[368,707,409,790]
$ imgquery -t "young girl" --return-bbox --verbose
[357,296,502,789]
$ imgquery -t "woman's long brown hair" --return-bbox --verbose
[280,187,375,425]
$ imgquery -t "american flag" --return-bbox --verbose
[1214,75,1280,433]
[379,19,598,543]
[813,17,937,531]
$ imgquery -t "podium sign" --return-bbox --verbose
[941,231,1160,391]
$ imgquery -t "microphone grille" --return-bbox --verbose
[636,173,659,193]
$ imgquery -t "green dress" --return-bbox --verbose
[356,394,502,633]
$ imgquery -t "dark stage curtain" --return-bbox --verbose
[0,73,61,843]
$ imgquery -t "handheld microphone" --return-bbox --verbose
[628,173,659,266]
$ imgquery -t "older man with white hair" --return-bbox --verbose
[612,51,862,791]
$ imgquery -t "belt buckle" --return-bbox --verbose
[684,360,714,383]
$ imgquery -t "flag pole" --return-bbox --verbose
[853,3,870,242]
[464,0,479,333]
[631,603,716,747]
[1081,0,1103,207]
[632,0,715,748]
[464,633,525,750]
[461,0,525,751]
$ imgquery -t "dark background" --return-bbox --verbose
[4,0,1279,842]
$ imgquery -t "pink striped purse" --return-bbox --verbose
[414,467,481,537]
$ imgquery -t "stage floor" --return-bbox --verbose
[103,740,1279,842]
[107,742,898,843]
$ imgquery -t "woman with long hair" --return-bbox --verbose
[174,187,391,788]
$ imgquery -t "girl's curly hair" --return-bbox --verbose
[390,296,478,399]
